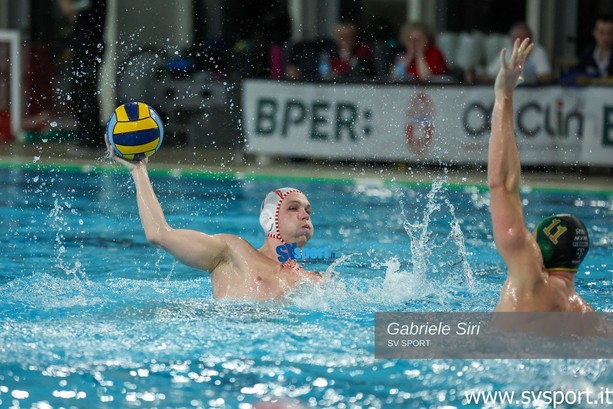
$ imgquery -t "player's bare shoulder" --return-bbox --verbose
[212,234,264,263]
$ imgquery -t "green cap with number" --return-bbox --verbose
[535,214,590,272]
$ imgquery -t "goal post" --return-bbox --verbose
[0,29,22,141]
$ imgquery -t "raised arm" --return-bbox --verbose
[487,39,537,272]
[106,135,229,273]
[129,162,228,272]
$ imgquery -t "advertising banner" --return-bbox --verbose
[242,80,612,166]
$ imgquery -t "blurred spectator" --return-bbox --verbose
[482,22,552,84]
[390,22,449,82]
[572,14,613,79]
[327,21,375,79]
[286,21,375,81]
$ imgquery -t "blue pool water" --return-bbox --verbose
[0,165,611,408]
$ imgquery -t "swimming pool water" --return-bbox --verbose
[0,165,611,408]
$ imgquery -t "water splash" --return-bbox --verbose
[48,198,86,278]
[401,177,474,301]
[288,254,438,311]
[287,178,477,310]
[373,256,435,305]
[324,253,358,277]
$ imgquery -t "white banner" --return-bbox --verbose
[242,80,613,166]
[582,87,613,165]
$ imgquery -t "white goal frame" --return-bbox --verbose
[0,30,22,140]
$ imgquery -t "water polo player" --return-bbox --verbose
[534,214,590,273]
[488,38,596,312]
[105,139,322,300]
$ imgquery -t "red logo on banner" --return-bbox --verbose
[406,92,435,157]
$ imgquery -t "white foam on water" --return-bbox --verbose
[401,177,475,291]
[285,179,479,312]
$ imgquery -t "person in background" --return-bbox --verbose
[573,13,613,79]
[390,21,449,82]
[326,21,375,79]
[482,22,552,85]
[59,0,107,148]
[286,21,374,81]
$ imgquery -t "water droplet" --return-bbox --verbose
[50,121,58,128]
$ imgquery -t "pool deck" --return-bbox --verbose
[1,140,612,192]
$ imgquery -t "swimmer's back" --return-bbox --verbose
[495,274,595,312]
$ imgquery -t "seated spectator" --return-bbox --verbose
[326,21,375,79]
[286,21,375,81]
[482,22,552,84]
[390,21,449,82]
[573,14,613,79]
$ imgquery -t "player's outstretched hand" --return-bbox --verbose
[104,133,147,171]
[495,37,534,96]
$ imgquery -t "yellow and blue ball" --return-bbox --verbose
[106,102,164,161]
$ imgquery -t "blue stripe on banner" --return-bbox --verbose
[113,128,159,145]
[124,102,140,121]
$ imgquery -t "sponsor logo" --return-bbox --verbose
[254,98,372,141]
[406,92,435,156]
[462,98,585,139]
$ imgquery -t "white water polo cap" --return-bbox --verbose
[259,187,303,239]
